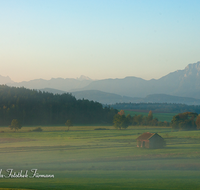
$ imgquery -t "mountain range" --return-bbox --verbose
[73,61,200,99]
[1,61,200,105]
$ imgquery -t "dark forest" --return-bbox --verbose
[0,85,117,126]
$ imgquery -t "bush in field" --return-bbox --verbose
[9,119,22,132]
[94,128,108,130]
[32,127,43,132]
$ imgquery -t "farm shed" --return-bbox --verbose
[136,132,165,148]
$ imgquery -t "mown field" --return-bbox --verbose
[0,125,200,190]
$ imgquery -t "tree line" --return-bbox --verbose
[111,102,200,113]
[113,110,200,130]
[3,85,200,131]
[0,85,117,126]
[113,110,170,129]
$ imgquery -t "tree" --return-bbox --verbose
[196,114,200,130]
[113,114,129,129]
[65,120,73,131]
[134,114,143,125]
[121,115,130,129]
[126,114,132,125]
[9,119,22,132]
[118,110,125,116]
[147,110,153,122]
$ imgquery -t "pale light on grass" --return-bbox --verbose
[0,126,200,189]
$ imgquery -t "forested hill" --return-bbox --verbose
[0,85,117,126]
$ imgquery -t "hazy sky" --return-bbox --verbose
[0,0,200,82]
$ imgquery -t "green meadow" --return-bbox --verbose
[0,125,200,190]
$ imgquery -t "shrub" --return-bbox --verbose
[32,127,43,132]
[94,128,108,130]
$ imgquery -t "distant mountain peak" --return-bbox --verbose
[77,75,92,81]
[0,75,14,84]
[183,61,200,77]
[185,61,200,70]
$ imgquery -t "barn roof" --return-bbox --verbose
[136,132,155,140]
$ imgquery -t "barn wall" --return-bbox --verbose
[137,140,149,148]
[149,134,165,148]
[137,140,141,147]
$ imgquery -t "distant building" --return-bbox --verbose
[136,132,165,148]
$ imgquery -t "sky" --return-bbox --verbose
[0,0,200,82]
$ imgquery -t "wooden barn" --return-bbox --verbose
[136,132,165,148]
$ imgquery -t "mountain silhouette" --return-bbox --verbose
[74,61,200,99]
[0,75,14,84]
[1,61,200,101]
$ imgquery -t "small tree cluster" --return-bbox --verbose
[171,112,198,130]
[113,110,170,128]
[126,110,170,127]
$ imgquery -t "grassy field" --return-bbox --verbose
[123,110,177,122]
[0,125,200,190]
